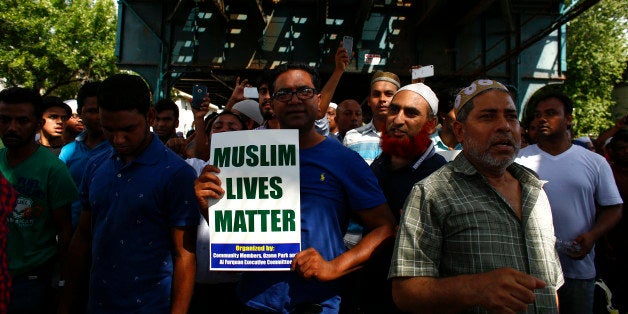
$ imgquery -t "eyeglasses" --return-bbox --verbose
[272,87,317,102]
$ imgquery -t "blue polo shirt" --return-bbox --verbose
[238,137,387,313]
[81,134,200,313]
[59,132,111,229]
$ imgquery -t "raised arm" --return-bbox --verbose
[317,44,350,119]
[224,77,249,112]
[191,94,211,160]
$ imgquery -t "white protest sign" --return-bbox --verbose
[208,130,301,271]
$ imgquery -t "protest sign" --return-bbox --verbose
[207,129,300,271]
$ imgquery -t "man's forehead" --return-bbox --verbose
[392,91,430,109]
[156,109,176,116]
[371,80,398,92]
[275,69,313,88]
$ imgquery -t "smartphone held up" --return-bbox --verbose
[192,84,207,109]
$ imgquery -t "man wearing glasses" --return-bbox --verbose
[194,63,395,313]
[38,96,72,156]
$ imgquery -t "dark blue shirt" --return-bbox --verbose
[238,137,387,313]
[81,134,199,313]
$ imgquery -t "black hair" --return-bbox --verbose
[154,99,179,119]
[528,92,574,116]
[0,87,43,119]
[41,96,72,118]
[268,63,321,95]
[77,81,101,112]
[204,110,247,134]
[98,74,151,115]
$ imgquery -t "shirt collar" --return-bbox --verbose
[451,153,544,189]
[109,133,163,166]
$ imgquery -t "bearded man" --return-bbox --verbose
[371,83,446,222]
[390,79,563,313]
[356,83,446,314]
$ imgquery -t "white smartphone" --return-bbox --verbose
[343,36,353,57]
[244,87,259,99]
[412,65,435,79]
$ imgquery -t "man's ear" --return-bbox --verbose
[425,117,438,135]
[566,114,573,128]
[452,120,464,143]
[146,107,156,126]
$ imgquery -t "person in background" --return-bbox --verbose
[333,99,362,143]
[390,79,563,313]
[0,172,17,314]
[59,81,111,230]
[430,89,462,161]
[39,96,72,156]
[343,71,401,165]
[596,130,628,312]
[516,91,622,313]
[327,102,338,136]
[62,104,84,144]
[0,87,76,313]
[153,98,181,144]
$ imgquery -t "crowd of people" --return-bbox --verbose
[0,43,625,314]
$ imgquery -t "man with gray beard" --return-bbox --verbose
[389,79,564,313]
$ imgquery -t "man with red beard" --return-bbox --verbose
[371,83,445,222]
[359,83,446,314]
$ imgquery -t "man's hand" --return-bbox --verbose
[194,165,224,210]
[166,137,190,159]
[474,268,546,313]
[335,44,350,71]
[572,232,595,259]
[291,248,340,282]
[193,94,211,120]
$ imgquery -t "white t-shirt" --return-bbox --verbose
[516,144,623,279]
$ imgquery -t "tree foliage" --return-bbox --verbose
[0,0,118,99]
[564,0,628,136]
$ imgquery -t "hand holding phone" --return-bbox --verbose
[411,65,434,80]
[244,87,259,99]
[192,84,207,109]
[343,36,353,57]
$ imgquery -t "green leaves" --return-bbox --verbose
[0,0,117,98]
[565,0,628,136]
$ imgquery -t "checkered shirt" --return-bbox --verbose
[390,153,564,313]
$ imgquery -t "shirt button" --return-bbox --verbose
[117,173,122,178]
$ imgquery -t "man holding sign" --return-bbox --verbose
[195,64,395,313]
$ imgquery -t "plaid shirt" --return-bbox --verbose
[0,173,17,314]
[342,120,381,165]
[390,153,563,313]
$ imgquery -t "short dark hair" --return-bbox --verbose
[77,81,101,112]
[98,74,151,115]
[204,110,246,134]
[528,92,573,116]
[0,87,43,119]
[154,99,179,119]
[268,63,320,94]
[41,96,72,118]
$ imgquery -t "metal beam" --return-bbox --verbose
[469,0,599,77]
